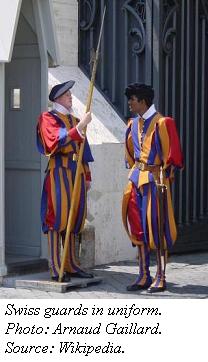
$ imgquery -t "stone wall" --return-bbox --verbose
[52,0,78,66]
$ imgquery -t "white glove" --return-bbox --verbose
[77,112,92,133]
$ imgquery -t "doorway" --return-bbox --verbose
[5,13,41,264]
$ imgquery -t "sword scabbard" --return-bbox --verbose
[156,173,167,255]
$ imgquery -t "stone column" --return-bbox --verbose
[0,63,7,278]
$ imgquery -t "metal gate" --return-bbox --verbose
[78,0,208,252]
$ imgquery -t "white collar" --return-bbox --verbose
[53,102,71,115]
[139,104,156,120]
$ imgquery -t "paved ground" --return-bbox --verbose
[0,252,208,299]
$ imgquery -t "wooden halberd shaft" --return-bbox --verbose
[58,7,106,282]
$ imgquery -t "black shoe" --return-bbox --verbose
[147,285,166,293]
[127,282,152,291]
[127,284,146,291]
[127,276,152,291]
[51,272,71,283]
[70,270,94,279]
[64,272,72,280]
[63,273,71,282]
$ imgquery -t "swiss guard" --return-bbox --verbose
[122,83,183,293]
[37,80,94,282]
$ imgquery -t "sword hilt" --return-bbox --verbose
[155,166,167,192]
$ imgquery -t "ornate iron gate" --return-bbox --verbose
[78,0,208,252]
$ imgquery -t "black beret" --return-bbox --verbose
[49,80,75,101]
[125,83,154,100]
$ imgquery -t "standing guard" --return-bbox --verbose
[122,83,183,293]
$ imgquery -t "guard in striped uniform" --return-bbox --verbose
[37,80,94,282]
[122,83,183,292]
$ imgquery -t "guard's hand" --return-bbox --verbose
[77,112,92,132]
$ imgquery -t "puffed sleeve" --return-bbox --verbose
[155,117,183,177]
[37,112,83,156]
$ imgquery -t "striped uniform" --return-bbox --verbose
[122,111,183,287]
[122,111,183,249]
[37,110,93,277]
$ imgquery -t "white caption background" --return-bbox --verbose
[0,299,206,362]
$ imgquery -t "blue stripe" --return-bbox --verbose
[54,154,62,168]
[74,174,86,233]
[129,167,140,186]
[68,160,77,184]
[40,175,49,233]
[141,184,149,245]
[54,169,62,230]
[62,168,71,216]
[147,134,157,164]
[148,170,155,183]
[132,116,141,159]
[141,117,152,138]
[36,129,45,155]
[83,138,94,162]
[155,124,163,163]
[59,127,68,146]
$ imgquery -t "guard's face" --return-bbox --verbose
[56,90,72,110]
[128,95,143,114]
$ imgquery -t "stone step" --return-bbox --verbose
[15,272,102,293]
[3,270,102,293]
